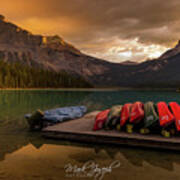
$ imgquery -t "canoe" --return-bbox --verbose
[104,105,122,129]
[43,111,180,151]
[169,102,180,131]
[120,103,132,127]
[157,102,175,127]
[93,109,110,131]
[143,101,159,128]
[129,102,144,124]
[25,106,87,130]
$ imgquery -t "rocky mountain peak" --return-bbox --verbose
[42,35,81,54]
[0,16,42,46]
[0,15,88,77]
[0,15,81,60]
[43,35,63,44]
[175,40,180,49]
[159,40,180,60]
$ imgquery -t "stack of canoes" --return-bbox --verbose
[93,101,180,137]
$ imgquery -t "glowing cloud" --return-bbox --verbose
[0,0,179,62]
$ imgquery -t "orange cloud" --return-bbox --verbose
[15,17,83,38]
[0,0,179,62]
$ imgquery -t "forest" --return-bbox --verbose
[0,61,92,88]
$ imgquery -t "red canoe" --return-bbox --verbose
[169,102,180,131]
[120,103,132,127]
[157,102,175,127]
[129,102,144,124]
[93,109,110,131]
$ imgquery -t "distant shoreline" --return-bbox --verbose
[0,87,178,91]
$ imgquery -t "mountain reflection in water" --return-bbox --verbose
[1,142,180,180]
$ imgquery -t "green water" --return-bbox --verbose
[0,89,180,180]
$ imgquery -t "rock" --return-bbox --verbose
[26,110,44,131]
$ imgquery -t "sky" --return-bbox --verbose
[0,0,180,63]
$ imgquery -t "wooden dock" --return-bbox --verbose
[42,111,180,151]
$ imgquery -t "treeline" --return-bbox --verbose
[0,61,93,88]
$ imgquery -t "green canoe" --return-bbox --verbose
[144,101,159,128]
[104,105,123,129]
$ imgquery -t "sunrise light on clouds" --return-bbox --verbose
[83,38,169,63]
[0,0,179,62]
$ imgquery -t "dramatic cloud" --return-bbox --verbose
[0,0,180,62]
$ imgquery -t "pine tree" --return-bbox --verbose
[0,61,93,88]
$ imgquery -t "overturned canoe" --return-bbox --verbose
[43,111,180,151]
[25,106,87,130]
[143,101,159,128]
[129,102,144,124]
[93,109,110,131]
[105,105,122,129]
[169,102,180,131]
[120,103,132,127]
[157,102,175,127]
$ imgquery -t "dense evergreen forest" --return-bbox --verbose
[0,61,92,88]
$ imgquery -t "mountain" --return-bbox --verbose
[100,41,180,88]
[121,60,139,65]
[0,15,112,85]
[84,39,180,88]
[0,15,96,88]
[159,41,180,60]
[0,15,180,88]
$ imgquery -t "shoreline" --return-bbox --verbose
[0,87,178,92]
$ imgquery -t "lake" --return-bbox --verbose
[0,89,180,180]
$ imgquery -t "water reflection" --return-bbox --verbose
[0,90,179,132]
[1,141,180,180]
[0,90,180,179]
[0,90,92,133]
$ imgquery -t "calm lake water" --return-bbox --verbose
[0,89,180,180]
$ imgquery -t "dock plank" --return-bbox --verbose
[42,111,180,151]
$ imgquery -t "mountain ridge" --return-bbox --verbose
[0,15,114,85]
[0,15,180,88]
